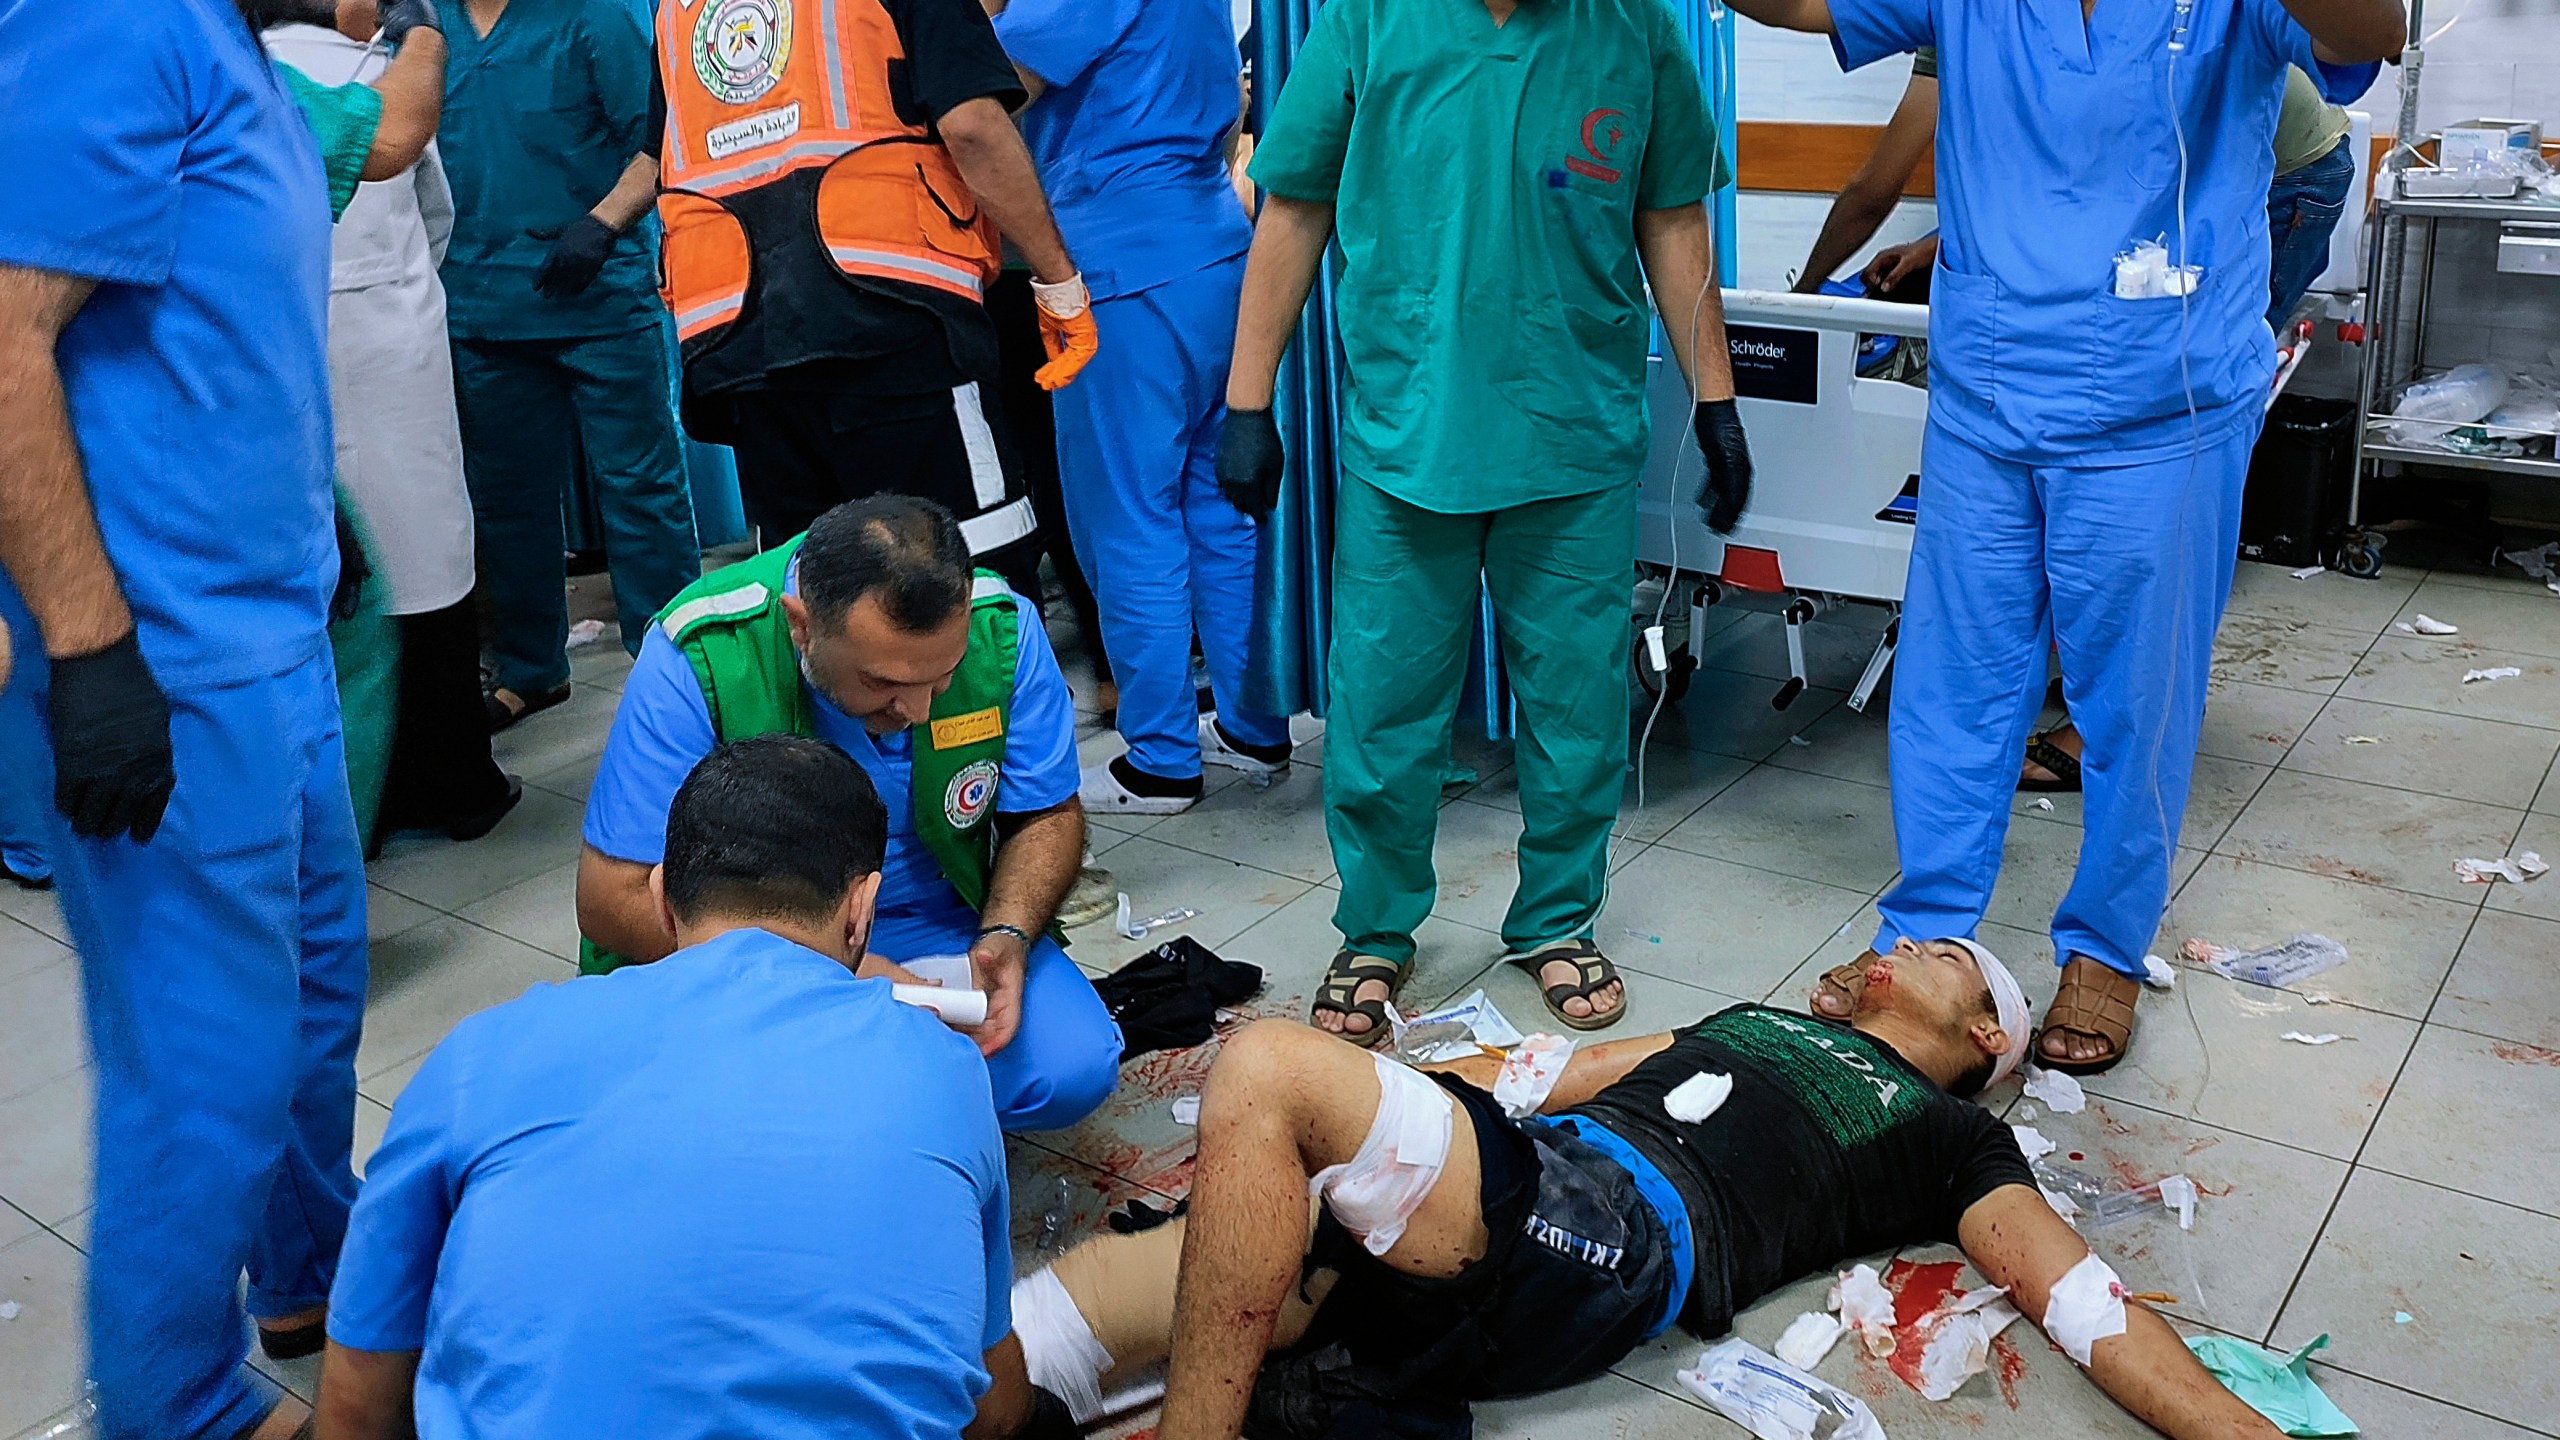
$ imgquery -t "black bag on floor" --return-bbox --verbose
[1093,935,1262,1060]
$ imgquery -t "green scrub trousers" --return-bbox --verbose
[1327,476,1635,963]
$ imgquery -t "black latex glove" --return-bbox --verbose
[533,216,618,300]
[376,0,439,41]
[1691,398,1754,535]
[1215,406,1284,521]
[48,632,176,844]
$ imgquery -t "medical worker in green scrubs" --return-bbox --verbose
[435,0,699,731]
[1217,0,1754,1040]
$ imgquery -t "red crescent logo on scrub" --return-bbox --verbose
[1565,107,1627,184]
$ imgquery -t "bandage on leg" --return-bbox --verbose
[1308,1053,1456,1257]
[2041,1253,2130,1367]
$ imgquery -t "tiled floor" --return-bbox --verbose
[5,553,2560,1438]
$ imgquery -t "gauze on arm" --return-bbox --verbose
[1310,1053,1455,1256]
[2041,1253,2129,1367]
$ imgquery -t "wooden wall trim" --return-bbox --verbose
[1734,121,1934,198]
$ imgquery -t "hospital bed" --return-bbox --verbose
[1635,288,2316,714]
[1636,288,1931,715]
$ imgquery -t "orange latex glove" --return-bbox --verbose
[1030,273,1099,390]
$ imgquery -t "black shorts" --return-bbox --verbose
[1249,1079,1677,1438]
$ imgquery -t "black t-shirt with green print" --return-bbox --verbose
[1566,1005,2034,1337]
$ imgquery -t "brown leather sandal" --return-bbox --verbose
[2033,956,2142,1075]
[1811,960,1869,1020]
[1509,939,1628,1032]
[1311,950,1407,1049]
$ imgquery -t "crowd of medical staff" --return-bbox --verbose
[0,0,2402,1429]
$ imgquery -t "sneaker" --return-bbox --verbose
[1058,863,1118,929]
[1080,755,1203,816]
[1200,715,1292,779]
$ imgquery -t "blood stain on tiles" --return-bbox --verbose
[1884,1257,1967,1328]
[2303,858,2387,887]
[2491,1041,2560,1067]
[1992,1334,2028,1409]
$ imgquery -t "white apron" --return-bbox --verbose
[270,25,478,617]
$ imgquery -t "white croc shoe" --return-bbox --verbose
[1081,758,1200,816]
[1199,714,1291,780]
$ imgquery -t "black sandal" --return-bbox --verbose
[483,681,571,734]
[2019,732,2083,793]
[1311,950,1406,1049]
[1508,940,1628,1032]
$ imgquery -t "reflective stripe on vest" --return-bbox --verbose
[825,245,987,298]
[655,0,999,351]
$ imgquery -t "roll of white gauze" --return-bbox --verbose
[902,954,976,989]
[895,984,990,1027]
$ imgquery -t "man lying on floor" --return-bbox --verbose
[1006,939,2288,1440]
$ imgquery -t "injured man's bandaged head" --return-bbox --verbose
[1814,937,2031,1094]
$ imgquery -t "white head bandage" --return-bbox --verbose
[1310,1053,1455,1256]
[1952,938,2032,1088]
[2040,1253,2129,1366]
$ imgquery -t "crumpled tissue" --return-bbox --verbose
[2186,1333,2358,1437]
[1772,1312,1847,1371]
[1908,1286,2024,1402]
[2021,1065,2087,1113]
[2454,851,2548,885]
[1828,1263,1899,1357]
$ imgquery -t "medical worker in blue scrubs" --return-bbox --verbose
[1723,0,2398,1073]
[0,0,377,1434]
[578,500,1121,1132]
[992,0,1298,816]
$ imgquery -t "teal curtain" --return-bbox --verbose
[1239,0,1737,736]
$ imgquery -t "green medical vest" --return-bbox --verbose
[577,539,1023,975]
[1249,0,1727,513]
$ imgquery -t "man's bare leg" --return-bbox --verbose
[1032,1212,1333,1397]
[1160,1020,1490,1440]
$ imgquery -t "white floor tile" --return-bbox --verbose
[2283,696,2560,808]
[367,787,588,912]
[1656,766,1900,892]
[2079,968,2418,1160]
[0,915,68,990]
[2165,854,2476,1020]
[2274,1168,2560,1432]
[1599,846,1874,1000]
[454,862,582,963]
[0,962,85,1106]
[355,917,572,1084]
[2362,1024,2560,1217]
[0,1228,88,1437]
[2218,770,2525,903]
[0,1070,89,1231]
[2432,908,2560,1051]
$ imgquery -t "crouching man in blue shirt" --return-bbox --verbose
[317,736,1050,1440]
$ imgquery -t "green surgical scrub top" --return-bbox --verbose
[1251,0,1725,513]
[274,64,383,222]
[434,0,660,339]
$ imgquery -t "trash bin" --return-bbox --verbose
[2240,395,2356,569]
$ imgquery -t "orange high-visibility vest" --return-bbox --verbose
[655,0,1000,345]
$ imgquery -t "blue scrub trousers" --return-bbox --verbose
[1,633,50,886]
[1875,415,2256,978]
[20,648,368,1439]
[452,325,700,695]
[1050,257,1289,779]
[866,897,1122,1132]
